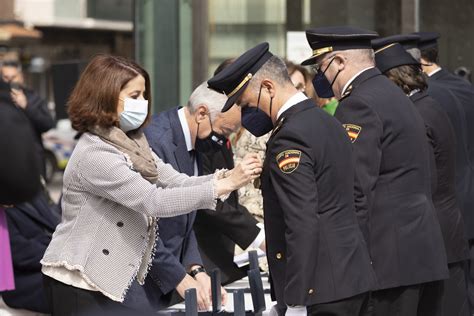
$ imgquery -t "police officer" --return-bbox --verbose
[372,40,470,316]
[208,42,375,316]
[416,31,474,314]
[386,36,474,270]
[370,34,422,61]
[372,37,471,239]
[302,26,448,316]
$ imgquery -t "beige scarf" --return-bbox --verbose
[89,126,159,184]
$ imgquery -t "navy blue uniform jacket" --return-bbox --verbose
[335,68,448,290]
[261,99,375,306]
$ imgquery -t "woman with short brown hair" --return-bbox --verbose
[68,54,153,133]
[41,54,262,315]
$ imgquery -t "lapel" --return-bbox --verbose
[169,108,195,177]
[196,151,203,176]
[221,143,235,169]
[267,99,314,148]
[263,99,314,172]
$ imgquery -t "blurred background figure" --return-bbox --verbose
[0,60,55,179]
[454,66,472,83]
[0,77,42,315]
[315,95,339,116]
[0,79,40,206]
[287,60,340,116]
[285,59,309,92]
[2,189,60,316]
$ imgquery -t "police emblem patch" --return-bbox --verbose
[276,150,301,174]
[342,124,362,143]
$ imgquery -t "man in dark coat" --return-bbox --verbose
[1,60,55,179]
[195,60,264,285]
[208,42,375,316]
[302,27,448,316]
[0,79,40,205]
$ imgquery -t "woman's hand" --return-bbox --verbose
[216,153,262,197]
[230,153,262,188]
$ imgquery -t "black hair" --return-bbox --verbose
[420,47,439,64]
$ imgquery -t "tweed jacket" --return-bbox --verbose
[41,132,219,302]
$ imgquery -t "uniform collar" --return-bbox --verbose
[177,107,193,152]
[341,66,375,97]
[270,99,315,140]
[409,89,428,103]
[276,92,308,121]
[427,67,442,77]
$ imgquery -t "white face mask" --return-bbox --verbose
[119,98,148,132]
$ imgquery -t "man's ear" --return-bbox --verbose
[335,54,346,71]
[261,79,276,98]
[195,104,209,123]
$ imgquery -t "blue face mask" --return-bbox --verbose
[312,57,341,98]
[241,86,274,137]
[119,98,148,132]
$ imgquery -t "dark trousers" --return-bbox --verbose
[369,281,443,316]
[43,275,143,316]
[275,292,369,316]
[307,292,370,316]
[442,261,469,316]
[466,240,474,316]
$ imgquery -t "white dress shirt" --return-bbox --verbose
[277,92,308,121]
[427,67,442,77]
[178,107,198,176]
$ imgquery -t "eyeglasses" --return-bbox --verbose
[312,54,336,74]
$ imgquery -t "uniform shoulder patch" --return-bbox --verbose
[342,124,362,143]
[276,149,301,174]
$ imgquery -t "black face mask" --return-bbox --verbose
[195,115,227,154]
[241,85,274,137]
[312,57,341,98]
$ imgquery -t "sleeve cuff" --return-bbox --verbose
[248,224,265,250]
[285,305,307,316]
[212,169,231,202]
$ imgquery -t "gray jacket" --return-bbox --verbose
[41,133,218,301]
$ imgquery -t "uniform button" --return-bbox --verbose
[276,253,282,260]
[308,288,314,295]
[102,249,109,255]
[117,221,124,227]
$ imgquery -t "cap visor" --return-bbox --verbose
[301,56,317,66]
[221,81,250,112]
